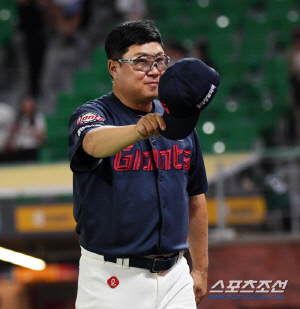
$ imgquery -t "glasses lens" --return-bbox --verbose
[155,55,168,71]
[132,55,169,72]
[132,57,152,72]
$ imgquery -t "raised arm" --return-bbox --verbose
[82,113,166,158]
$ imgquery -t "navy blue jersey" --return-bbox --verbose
[68,92,208,257]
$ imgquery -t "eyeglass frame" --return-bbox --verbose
[116,53,171,73]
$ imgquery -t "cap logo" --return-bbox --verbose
[160,102,170,114]
[196,84,217,109]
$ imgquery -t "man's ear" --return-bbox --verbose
[108,60,118,80]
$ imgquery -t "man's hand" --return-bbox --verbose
[191,269,208,305]
[136,113,166,139]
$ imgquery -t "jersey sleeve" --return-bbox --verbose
[187,129,209,196]
[68,102,111,172]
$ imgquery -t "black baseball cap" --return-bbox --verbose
[158,58,220,140]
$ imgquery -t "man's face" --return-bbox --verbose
[112,42,166,107]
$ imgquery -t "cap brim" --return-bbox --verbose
[159,111,200,140]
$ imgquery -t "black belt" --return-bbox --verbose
[104,253,180,273]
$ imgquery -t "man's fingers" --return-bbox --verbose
[138,123,149,137]
[141,121,157,135]
[195,289,206,305]
[154,113,166,131]
[136,113,165,138]
[191,271,207,305]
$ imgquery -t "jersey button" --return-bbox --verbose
[152,139,156,145]
[163,202,167,208]
[159,177,163,181]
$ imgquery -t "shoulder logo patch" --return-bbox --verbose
[77,112,105,125]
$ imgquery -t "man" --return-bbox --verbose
[68,19,210,309]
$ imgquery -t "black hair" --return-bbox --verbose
[105,20,164,60]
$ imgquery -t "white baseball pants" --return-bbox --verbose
[76,247,196,309]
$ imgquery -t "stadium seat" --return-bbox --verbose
[44,0,295,160]
[91,46,108,68]
[41,115,69,161]
[0,0,16,47]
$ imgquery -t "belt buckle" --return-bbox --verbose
[150,257,162,273]
[150,253,179,273]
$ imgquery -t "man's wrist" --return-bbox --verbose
[192,267,208,276]
[132,124,144,141]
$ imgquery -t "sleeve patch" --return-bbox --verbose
[77,124,102,137]
[77,112,105,125]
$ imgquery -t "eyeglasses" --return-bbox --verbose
[117,54,170,73]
